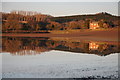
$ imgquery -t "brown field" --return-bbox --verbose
[1,28,119,42]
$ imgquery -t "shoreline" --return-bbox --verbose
[1,28,118,42]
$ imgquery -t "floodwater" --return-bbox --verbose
[1,37,119,78]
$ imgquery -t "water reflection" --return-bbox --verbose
[2,37,119,56]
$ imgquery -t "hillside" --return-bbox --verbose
[2,11,119,32]
[50,12,118,23]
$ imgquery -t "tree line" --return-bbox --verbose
[2,11,119,32]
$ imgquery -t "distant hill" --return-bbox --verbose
[50,12,118,23]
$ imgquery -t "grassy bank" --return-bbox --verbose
[50,28,118,34]
[1,28,118,42]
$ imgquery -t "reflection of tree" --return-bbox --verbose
[98,44,108,51]
[46,40,61,48]
[61,42,89,53]
[2,37,22,53]
[2,37,50,55]
[2,37,119,56]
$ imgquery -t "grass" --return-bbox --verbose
[50,29,92,34]
[50,27,118,34]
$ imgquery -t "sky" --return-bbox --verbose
[1,0,120,2]
[1,1,119,17]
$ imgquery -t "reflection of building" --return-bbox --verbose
[89,42,99,50]
[90,21,99,29]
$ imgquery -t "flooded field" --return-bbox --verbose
[1,37,119,78]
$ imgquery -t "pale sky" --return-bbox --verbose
[2,1,119,17]
[1,0,119,2]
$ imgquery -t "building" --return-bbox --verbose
[89,42,99,50]
[89,21,100,29]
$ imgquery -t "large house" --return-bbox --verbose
[89,42,99,50]
[89,21,100,29]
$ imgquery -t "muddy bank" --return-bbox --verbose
[1,29,118,42]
